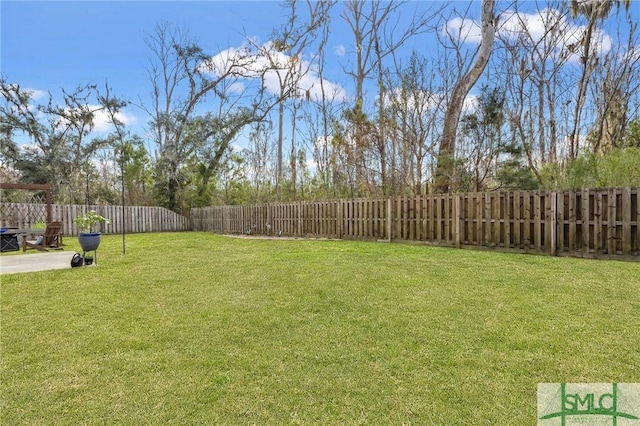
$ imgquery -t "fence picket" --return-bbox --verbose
[183,188,639,260]
[622,187,632,255]
[0,203,188,236]
[608,188,617,255]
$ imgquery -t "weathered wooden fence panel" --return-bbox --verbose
[190,188,639,260]
[0,203,189,236]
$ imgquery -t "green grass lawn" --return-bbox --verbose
[2,232,639,424]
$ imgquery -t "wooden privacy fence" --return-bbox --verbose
[0,203,189,236]
[190,187,640,260]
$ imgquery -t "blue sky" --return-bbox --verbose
[1,1,282,91]
[2,1,291,135]
[2,1,638,151]
[1,2,482,122]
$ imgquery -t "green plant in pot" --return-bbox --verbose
[74,211,110,252]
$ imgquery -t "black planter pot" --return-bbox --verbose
[78,232,102,252]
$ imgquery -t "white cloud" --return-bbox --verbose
[507,9,614,63]
[446,7,614,63]
[54,105,138,134]
[384,87,443,113]
[91,108,138,133]
[305,158,317,172]
[443,17,482,44]
[333,44,346,57]
[294,69,348,103]
[201,39,348,103]
[622,45,640,63]
[24,87,48,100]
[558,23,613,61]
[19,143,43,155]
[498,8,563,43]
[227,82,245,94]
[201,44,265,79]
[462,94,479,114]
[500,8,613,62]
[313,135,331,152]
[3,85,45,116]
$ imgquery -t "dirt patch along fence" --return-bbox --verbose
[190,187,640,260]
[0,204,189,236]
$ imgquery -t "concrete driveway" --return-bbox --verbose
[0,251,77,275]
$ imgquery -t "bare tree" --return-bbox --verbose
[1,78,126,203]
[434,0,496,193]
[254,0,335,198]
[586,5,640,153]
[457,85,510,191]
[385,51,444,195]
[341,0,441,194]
[567,0,631,160]
[144,22,276,211]
[495,2,572,178]
[244,120,274,202]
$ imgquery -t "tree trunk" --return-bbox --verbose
[434,0,496,193]
[276,100,285,196]
[569,14,597,160]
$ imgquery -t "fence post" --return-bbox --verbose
[550,191,557,256]
[454,194,461,248]
[266,203,271,236]
[636,187,640,256]
[607,188,616,255]
[582,187,590,256]
[622,187,632,255]
[337,200,343,239]
[221,206,226,234]
[387,197,392,242]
